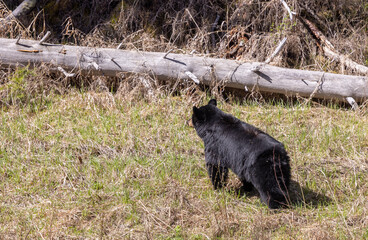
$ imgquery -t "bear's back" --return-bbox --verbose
[206,112,285,162]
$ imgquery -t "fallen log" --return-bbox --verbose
[0,37,367,102]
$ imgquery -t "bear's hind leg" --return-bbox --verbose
[254,170,289,209]
[206,163,229,190]
[252,152,290,209]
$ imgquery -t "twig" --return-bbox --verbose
[39,31,51,45]
[265,37,287,64]
[117,42,123,49]
[346,97,358,111]
[185,71,200,84]
[57,66,75,78]
[280,0,295,21]
[91,62,100,70]
[164,49,174,58]
[185,8,202,33]
[265,0,295,64]
[104,52,123,70]
[211,14,221,49]
[17,49,41,53]
[110,58,122,70]
[15,34,21,45]
[306,73,325,102]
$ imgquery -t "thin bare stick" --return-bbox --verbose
[117,42,123,49]
[211,14,221,49]
[307,73,325,102]
[185,71,200,84]
[280,0,295,21]
[15,34,21,45]
[346,97,358,110]
[164,49,174,58]
[185,8,202,33]
[265,37,287,64]
[91,62,100,70]
[39,31,51,45]
[57,66,75,78]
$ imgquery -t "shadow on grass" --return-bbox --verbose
[287,180,332,208]
[231,180,331,209]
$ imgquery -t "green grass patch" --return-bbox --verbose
[1,91,368,239]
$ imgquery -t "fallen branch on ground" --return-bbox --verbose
[0,37,367,103]
[299,17,368,75]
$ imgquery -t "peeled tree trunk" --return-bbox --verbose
[0,37,367,102]
[6,0,38,21]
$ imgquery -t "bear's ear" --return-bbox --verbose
[208,99,217,106]
[193,106,206,121]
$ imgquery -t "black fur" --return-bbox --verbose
[192,99,291,209]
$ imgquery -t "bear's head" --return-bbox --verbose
[190,99,240,135]
[192,99,217,123]
[190,99,218,137]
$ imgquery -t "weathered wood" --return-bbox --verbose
[4,0,37,21]
[299,17,368,75]
[0,37,367,102]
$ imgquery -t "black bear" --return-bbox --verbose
[191,99,291,209]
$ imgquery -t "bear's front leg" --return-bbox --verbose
[240,179,254,192]
[206,163,229,190]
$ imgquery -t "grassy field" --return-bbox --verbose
[1,80,368,239]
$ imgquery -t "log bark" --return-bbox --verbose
[0,37,367,102]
